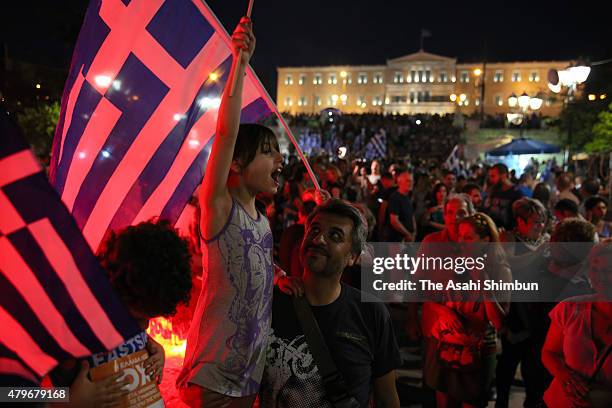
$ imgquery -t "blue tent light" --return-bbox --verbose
[486,137,561,157]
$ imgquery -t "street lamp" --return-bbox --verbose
[547,62,591,167]
[518,92,530,110]
[508,93,518,108]
[549,65,590,98]
[507,92,543,138]
[450,93,467,105]
[473,66,486,120]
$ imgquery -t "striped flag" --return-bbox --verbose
[365,130,387,160]
[445,144,461,172]
[50,0,275,252]
[0,115,140,386]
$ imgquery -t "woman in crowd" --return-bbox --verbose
[424,182,448,234]
[500,197,549,254]
[541,242,612,408]
[424,212,509,408]
[496,198,550,408]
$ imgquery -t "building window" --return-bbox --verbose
[439,72,448,83]
[495,95,503,106]
[417,91,423,102]
[425,70,431,82]
[329,94,339,106]
[357,73,368,84]
[424,91,431,101]
[314,95,321,106]
[373,73,383,84]
[512,71,521,82]
[391,95,406,103]
[343,74,352,85]
[393,72,403,83]
[357,96,367,106]
[529,71,540,82]
[313,74,322,85]
[493,71,504,83]
[409,70,416,83]
[299,74,306,85]
[373,96,383,106]
[328,74,337,85]
[460,71,469,83]
[340,94,347,105]
[414,70,422,83]
[284,96,292,107]
[409,92,415,103]
[298,96,307,106]
[284,75,293,85]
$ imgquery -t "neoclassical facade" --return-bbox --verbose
[276,50,570,117]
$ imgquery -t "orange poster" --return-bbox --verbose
[90,349,164,408]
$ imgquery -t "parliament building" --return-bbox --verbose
[276,50,570,117]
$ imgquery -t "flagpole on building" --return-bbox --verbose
[229,0,255,97]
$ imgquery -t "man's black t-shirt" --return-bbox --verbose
[260,285,402,408]
[485,184,524,230]
[279,224,305,277]
[385,190,414,242]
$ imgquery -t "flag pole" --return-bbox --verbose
[205,0,320,190]
[275,113,321,191]
[202,0,321,190]
[229,0,255,97]
[225,0,320,190]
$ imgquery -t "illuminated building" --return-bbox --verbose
[277,50,571,117]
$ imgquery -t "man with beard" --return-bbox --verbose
[484,163,524,231]
[259,199,401,408]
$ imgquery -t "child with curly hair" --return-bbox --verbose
[50,219,193,407]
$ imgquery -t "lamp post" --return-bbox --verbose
[473,66,485,121]
[507,91,543,138]
[547,63,591,167]
[450,93,468,106]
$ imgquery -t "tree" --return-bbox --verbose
[558,98,600,152]
[558,63,612,153]
[15,101,60,164]
[586,102,612,153]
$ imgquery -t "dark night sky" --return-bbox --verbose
[2,0,610,97]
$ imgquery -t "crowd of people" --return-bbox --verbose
[285,112,461,162]
[41,17,611,408]
[262,151,611,407]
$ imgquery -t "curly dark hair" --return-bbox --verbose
[97,219,192,318]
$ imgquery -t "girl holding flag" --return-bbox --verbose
[176,15,302,408]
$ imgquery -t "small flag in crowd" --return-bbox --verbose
[0,114,140,386]
[365,130,387,160]
[445,144,461,173]
[50,0,276,252]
